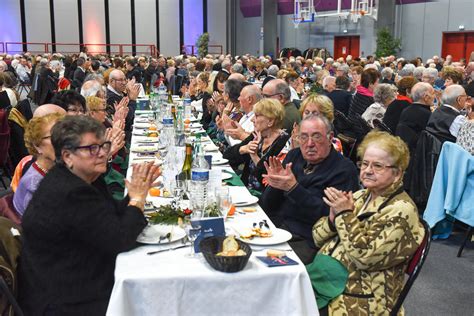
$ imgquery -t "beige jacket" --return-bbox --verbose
[313,183,425,315]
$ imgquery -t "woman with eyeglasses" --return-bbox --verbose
[289,94,343,154]
[311,131,425,315]
[223,98,289,193]
[13,113,64,218]
[19,116,160,315]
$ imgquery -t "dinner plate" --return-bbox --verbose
[135,138,159,143]
[203,144,219,152]
[134,123,152,129]
[233,195,259,206]
[237,228,292,246]
[212,158,229,165]
[130,146,159,153]
[189,122,203,129]
[137,224,186,244]
[221,172,232,180]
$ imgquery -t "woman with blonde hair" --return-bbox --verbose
[224,98,290,192]
[311,131,425,315]
[290,93,343,153]
[13,112,64,217]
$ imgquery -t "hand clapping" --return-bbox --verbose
[322,187,354,222]
[262,156,297,191]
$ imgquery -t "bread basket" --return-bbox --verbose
[199,236,252,273]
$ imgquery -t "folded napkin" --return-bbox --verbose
[224,172,245,187]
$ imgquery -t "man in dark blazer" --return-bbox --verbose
[396,82,435,155]
[71,57,88,91]
[106,69,140,135]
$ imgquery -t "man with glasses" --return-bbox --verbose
[262,79,301,132]
[261,115,359,264]
[107,69,140,135]
[426,84,470,143]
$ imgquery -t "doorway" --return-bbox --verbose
[334,36,360,59]
[442,31,474,61]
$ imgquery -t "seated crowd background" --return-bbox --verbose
[0,49,473,315]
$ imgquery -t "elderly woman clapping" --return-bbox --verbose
[19,116,161,315]
[310,131,425,315]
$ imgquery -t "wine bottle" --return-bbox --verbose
[181,143,193,180]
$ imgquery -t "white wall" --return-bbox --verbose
[158,0,180,56]
[135,0,158,55]
[235,6,261,56]
[396,0,474,60]
[207,0,227,54]
[109,0,132,54]
[54,0,80,53]
[81,0,107,54]
[25,0,51,53]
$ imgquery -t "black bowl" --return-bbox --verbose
[199,236,252,273]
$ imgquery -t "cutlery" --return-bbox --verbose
[147,244,189,255]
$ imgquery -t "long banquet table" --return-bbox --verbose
[106,110,319,315]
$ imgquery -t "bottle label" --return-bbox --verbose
[163,118,173,125]
[192,170,209,181]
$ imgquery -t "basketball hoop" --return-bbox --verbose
[292,17,303,29]
[349,10,366,23]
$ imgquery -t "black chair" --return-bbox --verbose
[0,276,23,316]
[373,119,393,134]
[457,226,473,257]
[0,217,23,316]
[390,219,431,316]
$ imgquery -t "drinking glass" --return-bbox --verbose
[184,216,202,258]
[217,187,232,220]
[172,180,185,207]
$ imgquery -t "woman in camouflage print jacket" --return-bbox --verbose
[314,131,425,315]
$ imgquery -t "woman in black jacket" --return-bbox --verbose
[19,116,160,315]
[224,99,289,193]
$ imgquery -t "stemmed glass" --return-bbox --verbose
[217,187,232,220]
[171,180,185,208]
[183,216,202,258]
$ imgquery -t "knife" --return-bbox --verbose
[147,244,189,255]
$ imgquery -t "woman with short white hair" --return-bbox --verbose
[362,83,398,128]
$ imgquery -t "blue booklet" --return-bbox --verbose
[256,256,299,267]
[192,217,225,253]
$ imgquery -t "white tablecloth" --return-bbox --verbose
[106,114,319,315]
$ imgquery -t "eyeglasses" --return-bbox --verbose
[356,161,398,173]
[92,108,107,112]
[67,107,85,114]
[297,133,327,143]
[303,110,320,117]
[112,78,126,82]
[262,93,282,98]
[72,141,112,156]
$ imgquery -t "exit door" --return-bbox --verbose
[442,31,474,61]
[334,36,360,59]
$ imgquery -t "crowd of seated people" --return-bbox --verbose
[0,49,473,315]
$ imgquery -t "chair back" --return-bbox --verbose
[0,217,23,316]
[0,108,11,166]
[373,119,393,134]
[390,219,431,316]
[0,193,21,226]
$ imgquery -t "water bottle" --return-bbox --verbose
[183,95,192,119]
[162,103,174,146]
[158,82,167,105]
[175,104,185,146]
[190,135,209,212]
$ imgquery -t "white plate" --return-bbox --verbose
[137,224,186,244]
[134,123,152,129]
[233,195,259,206]
[131,146,159,153]
[222,172,233,180]
[189,122,203,129]
[237,228,292,246]
[135,138,159,143]
[212,158,229,165]
[203,144,219,152]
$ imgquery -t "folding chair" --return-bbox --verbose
[0,217,23,316]
[390,219,431,316]
[373,119,393,134]
[457,226,473,257]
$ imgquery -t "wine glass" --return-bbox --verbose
[172,180,185,207]
[217,187,232,220]
[183,216,202,258]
